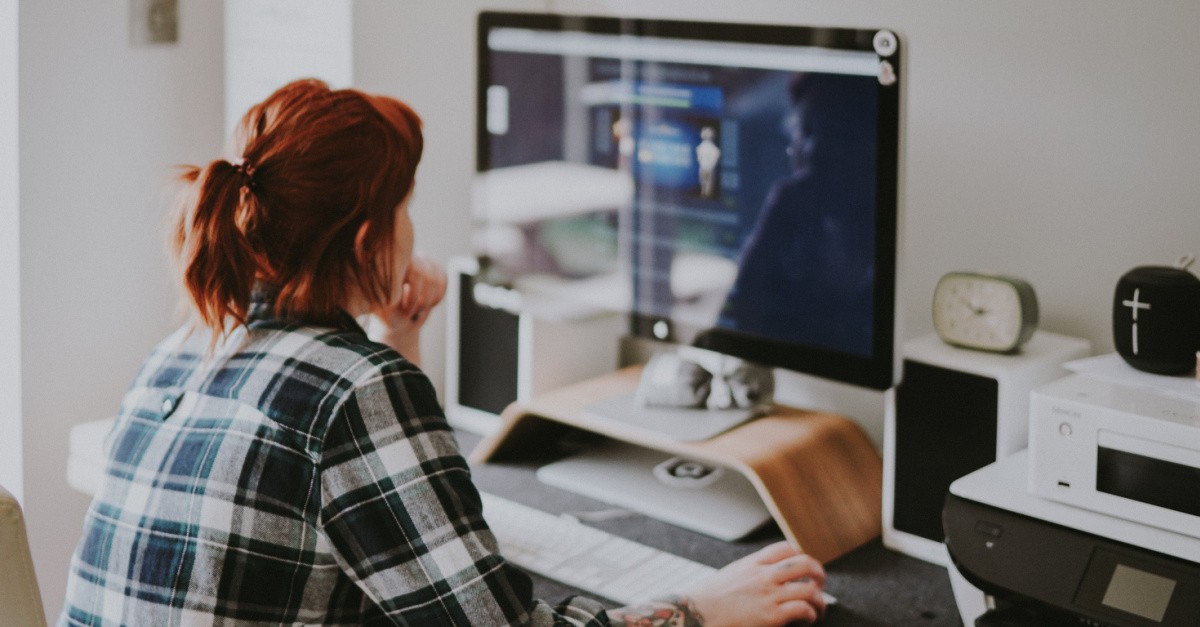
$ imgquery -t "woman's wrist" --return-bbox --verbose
[608,596,704,627]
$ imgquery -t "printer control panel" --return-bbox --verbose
[945,493,1200,626]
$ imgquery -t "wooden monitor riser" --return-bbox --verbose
[470,366,883,564]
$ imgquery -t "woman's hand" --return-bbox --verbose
[688,541,827,626]
[372,253,447,366]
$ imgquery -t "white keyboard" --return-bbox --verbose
[482,491,715,603]
[480,492,836,607]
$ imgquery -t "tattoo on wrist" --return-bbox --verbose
[608,596,704,627]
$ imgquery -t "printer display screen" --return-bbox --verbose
[1102,563,1177,622]
[1074,546,1198,625]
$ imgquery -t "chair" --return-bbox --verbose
[0,484,47,627]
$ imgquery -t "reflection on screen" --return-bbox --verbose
[477,17,898,384]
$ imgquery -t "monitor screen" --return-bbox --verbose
[475,12,902,390]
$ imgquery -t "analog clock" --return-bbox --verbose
[932,272,1039,353]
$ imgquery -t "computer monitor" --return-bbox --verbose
[474,12,903,393]
[474,12,903,540]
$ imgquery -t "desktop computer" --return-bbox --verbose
[472,11,904,542]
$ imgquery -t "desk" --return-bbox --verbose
[462,428,962,626]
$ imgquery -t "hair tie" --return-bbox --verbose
[231,158,258,191]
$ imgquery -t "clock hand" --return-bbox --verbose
[956,295,987,316]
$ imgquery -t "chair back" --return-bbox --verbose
[0,484,47,627]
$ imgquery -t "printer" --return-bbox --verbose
[944,356,1200,626]
[945,451,1200,626]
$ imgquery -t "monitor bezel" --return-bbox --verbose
[476,11,902,391]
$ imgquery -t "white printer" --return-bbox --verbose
[945,355,1200,626]
[946,451,1200,626]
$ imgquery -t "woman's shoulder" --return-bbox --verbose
[131,320,422,425]
[250,319,420,387]
[303,323,422,383]
[263,324,446,451]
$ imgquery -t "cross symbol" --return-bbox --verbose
[1122,288,1151,321]
[1122,288,1151,354]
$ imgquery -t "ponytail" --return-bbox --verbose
[173,160,262,336]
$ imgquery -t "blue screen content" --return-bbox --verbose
[482,26,883,360]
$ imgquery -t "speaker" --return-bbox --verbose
[444,256,624,434]
[882,331,1090,565]
[1113,265,1200,375]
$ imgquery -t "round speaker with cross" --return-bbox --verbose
[1112,256,1200,375]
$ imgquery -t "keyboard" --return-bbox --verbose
[480,492,836,607]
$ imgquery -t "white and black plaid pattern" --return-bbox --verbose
[60,292,608,626]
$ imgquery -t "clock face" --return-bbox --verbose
[933,273,1038,352]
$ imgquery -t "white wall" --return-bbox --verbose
[356,1,1200,441]
[1,0,20,503]
[354,0,552,395]
[18,0,224,617]
[225,0,352,133]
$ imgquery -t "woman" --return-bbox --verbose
[60,79,827,626]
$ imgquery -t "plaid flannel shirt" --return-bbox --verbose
[61,293,611,626]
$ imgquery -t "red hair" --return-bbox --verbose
[170,79,423,334]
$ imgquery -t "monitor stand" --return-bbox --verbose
[536,439,773,541]
[469,365,884,563]
[581,392,762,442]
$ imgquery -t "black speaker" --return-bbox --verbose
[883,332,1090,565]
[891,359,998,545]
[454,270,520,417]
[1113,265,1200,375]
[444,257,623,433]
